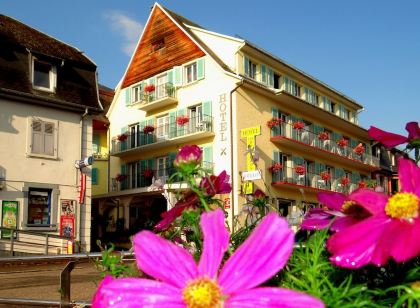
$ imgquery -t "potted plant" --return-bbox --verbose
[336,138,349,148]
[293,121,305,130]
[340,176,350,186]
[320,171,331,181]
[268,162,283,173]
[142,168,154,178]
[266,117,282,129]
[176,115,189,126]
[117,133,128,142]
[143,125,155,134]
[318,131,330,141]
[353,143,365,156]
[294,165,306,175]
[115,174,127,182]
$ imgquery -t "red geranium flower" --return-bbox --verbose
[293,121,305,130]
[320,171,331,181]
[143,125,155,134]
[294,165,306,175]
[176,115,190,126]
[142,168,154,178]
[115,174,127,182]
[266,117,282,129]
[318,131,330,141]
[117,133,128,142]
[144,84,156,93]
[340,176,350,186]
[353,143,365,156]
[268,162,283,173]
[368,121,420,149]
[337,138,349,148]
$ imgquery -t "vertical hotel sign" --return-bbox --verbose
[240,126,261,194]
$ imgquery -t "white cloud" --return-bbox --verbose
[104,11,143,56]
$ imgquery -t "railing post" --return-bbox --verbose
[10,230,14,256]
[60,261,76,308]
[45,234,49,255]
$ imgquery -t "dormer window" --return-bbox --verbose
[32,59,56,92]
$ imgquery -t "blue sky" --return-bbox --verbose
[1,0,419,136]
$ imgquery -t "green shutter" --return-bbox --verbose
[173,66,183,86]
[244,55,249,76]
[177,109,186,136]
[120,164,127,190]
[332,132,342,143]
[139,120,147,145]
[314,162,321,175]
[197,57,205,80]
[125,87,131,106]
[271,107,280,137]
[147,118,155,144]
[168,152,178,177]
[284,76,290,92]
[268,68,274,87]
[202,101,212,120]
[92,168,98,185]
[167,69,174,85]
[169,111,177,138]
[261,64,267,83]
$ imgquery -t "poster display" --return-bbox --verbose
[60,199,76,238]
[1,201,18,239]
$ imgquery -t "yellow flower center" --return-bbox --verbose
[182,277,222,308]
[341,201,357,213]
[385,192,419,219]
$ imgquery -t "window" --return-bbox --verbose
[188,105,203,133]
[185,62,197,84]
[323,96,332,112]
[129,124,140,148]
[273,73,280,89]
[304,87,318,105]
[92,134,100,154]
[29,118,57,158]
[156,74,168,99]
[340,105,350,120]
[284,77,300,97]
[32,59,56,92]
[152,38,165,52]
[246,59,257,79]
[156,115,170,139]
[131,83,144,104]
[156,156,170,182]
[28,189,51,226]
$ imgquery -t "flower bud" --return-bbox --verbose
[174,145,202,174]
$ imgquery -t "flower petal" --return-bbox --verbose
[134,230,198,288]
[368,126,408,148]
[224,287,324,308]
[198,209,230,279]
[327,214,391,268]
[300,209,333,230]
[382,218,420,263]
[348,189,387,215]
[398,158,420,196]
[331,216,360,232]
[405,121,420,140]
[92,277,184,307]
[317,192,346,211]
[218,213,294,294]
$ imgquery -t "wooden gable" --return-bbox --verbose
[121,6,205,88]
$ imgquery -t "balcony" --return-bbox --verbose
[271,165,360,194]
[131,83,177,112]
[270,122,379,170]
[111,162,214,192]
[111,115,214,156]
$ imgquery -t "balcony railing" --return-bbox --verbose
[111,115,213,155]
[131,82,177,111]
[271,165,361,194]
[111,161,214,192]
[270,122,379,167]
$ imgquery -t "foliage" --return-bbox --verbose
[94,240,138,278]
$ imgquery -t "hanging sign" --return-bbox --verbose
[78,173,86,204]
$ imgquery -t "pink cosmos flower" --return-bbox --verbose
[327,158,420,269]
[301,191,371,232]
[368,121,420,148]
[93,209,324,307]
[174,145,202,174]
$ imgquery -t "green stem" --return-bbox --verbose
[188,177,211,212]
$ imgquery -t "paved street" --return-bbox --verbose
[0,261,102,307]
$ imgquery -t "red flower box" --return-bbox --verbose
[142,168,154,178]
[294,165,306,175]
[318,131,330,141]
[144,84,155,93]
[267,117,282,129]
[320,171,331,181]
[268,162,283,173]
[176,115,189,126]
[143,125,155,134]
[353,143,365,155]
[293,121,305,130]
[337,138,349,148]
[115,174,127,182]
[117,133,128,142]
[341,176,350,186]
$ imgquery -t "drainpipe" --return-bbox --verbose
[78,107,89,248]
[229,79,244,230]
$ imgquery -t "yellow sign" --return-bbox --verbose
[242,181,253,194]
[240,126,261,138]
[241,126,261,171]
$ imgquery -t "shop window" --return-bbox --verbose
[28,189,52,226]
